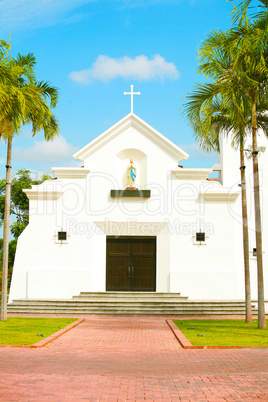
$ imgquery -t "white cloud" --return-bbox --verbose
[13,135,79,165]
[70,55,179,84]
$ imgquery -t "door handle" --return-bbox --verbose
[131,267,134,277]
[128,267,131,278]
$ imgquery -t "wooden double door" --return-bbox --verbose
[106,237,156,291]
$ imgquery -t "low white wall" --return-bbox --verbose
[27,270,91,299]
[170,272,237,299]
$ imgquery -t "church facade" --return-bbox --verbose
[9,112,268,304]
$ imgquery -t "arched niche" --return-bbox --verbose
[116,148,147,189]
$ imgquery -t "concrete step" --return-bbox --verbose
[9,299,256,307]
[7,292,258,315]
[9,300,254,307]
[7,303,253,309]
[72,292,188,301]
[74,292,185,297]
[7,309,256,315]
[72,297,189,301]
[8,302,258,315]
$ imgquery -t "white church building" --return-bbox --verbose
[8,96,268,306]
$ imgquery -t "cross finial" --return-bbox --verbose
[124,84,141,113]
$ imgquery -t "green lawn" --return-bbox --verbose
[173,319,268,347]
[0,317,77,345]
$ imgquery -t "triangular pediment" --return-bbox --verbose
[73,113,189,162]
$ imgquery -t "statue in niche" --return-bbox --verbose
[127,159,137,189]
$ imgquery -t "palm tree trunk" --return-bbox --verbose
[0,135,12,321]
[252,101,266,329]
[240,136,252,322]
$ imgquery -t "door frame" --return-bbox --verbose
[106,236,157,292]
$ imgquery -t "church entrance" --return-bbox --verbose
[106,237,156,291]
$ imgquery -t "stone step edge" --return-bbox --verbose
[7,302,258,309]
[78,292,183,295]
[6,310,255,315]
[9,299,253,304]
[72,297,189,301]
[8,300,255,307]
[8,306,257,313]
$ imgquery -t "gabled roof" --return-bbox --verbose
[73,113,189,162]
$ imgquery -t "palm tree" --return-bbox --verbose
[0,52,60,321]
[183,85,268,323]
[0,41,12,132]
[197,11,268,328]
[230,0,268,23]
[229,0,268,330]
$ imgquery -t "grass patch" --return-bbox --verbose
[0,317,77,346]
[173,319,268,347]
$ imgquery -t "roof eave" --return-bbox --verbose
[73,113,189,162]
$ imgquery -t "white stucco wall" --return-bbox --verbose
[218,131,268,302]
[8,114,268,302]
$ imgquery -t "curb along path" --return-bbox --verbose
[0,316,267,401]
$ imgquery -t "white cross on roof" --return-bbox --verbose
[124,85,141,113]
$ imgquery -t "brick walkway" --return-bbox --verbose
[0,316,267,401]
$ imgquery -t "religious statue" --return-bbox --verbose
[127,159,137,189]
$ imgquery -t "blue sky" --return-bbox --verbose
[0,0,237,180]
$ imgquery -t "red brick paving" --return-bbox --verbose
[0,316,267,401]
